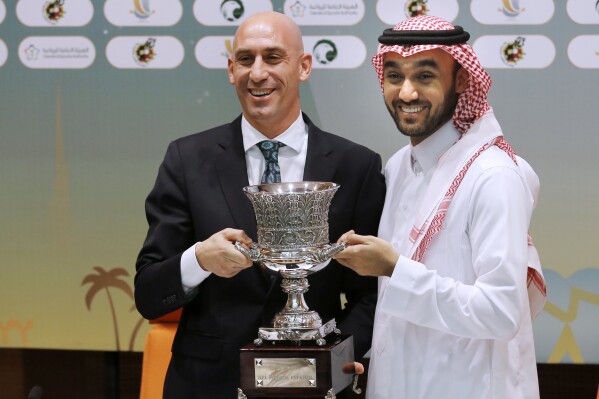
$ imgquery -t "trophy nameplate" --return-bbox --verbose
[239,335,354,398]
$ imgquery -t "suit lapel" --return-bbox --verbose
[214,117,273,295]
[214,117,258,240]
[302,113,337,182]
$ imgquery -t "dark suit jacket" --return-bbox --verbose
[134,114,385,399]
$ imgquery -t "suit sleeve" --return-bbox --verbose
[336,150,386,360]
[134,140,196,320]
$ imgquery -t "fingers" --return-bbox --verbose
[196,228,255,276]
[341,361,365,375]
[333,242,363,260]
[221,228,252,245]
[337,230,371,245]
[337,229,355,243]
[334,231,369,261]
[354,361,365,374]
[344,232,369,245]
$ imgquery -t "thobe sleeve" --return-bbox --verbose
[378,166,533,340]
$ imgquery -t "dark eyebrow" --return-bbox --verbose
[383,58,440,69]
[414,59,439,69]
[383,60,400,69]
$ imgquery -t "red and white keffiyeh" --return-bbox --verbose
[372,15,492,134]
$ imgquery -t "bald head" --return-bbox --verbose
[227,11,312,138]
[233,11,304,54]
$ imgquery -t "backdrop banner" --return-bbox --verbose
[0,0,597,364]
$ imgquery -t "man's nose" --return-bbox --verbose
[398,79,419,102]
[249,58,268,82]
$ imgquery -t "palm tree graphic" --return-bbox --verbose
[82,266,133,350]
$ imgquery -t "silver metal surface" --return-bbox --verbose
[257,319,337,342]
[254,358,317,388]
[352,374,362,394]
[236,182,346,341]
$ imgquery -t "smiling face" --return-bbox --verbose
[227,12,312,138]
[382,49,469,145]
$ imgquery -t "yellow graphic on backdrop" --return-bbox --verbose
[1,320,33,345]
[82,266,145,351]
[544,286,599,363]
[50,86,74,250]
[499,0,525,16]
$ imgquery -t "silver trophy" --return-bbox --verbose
[235,181,347,346]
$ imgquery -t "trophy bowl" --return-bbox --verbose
[235,181,346,344]
[237,181,346,273]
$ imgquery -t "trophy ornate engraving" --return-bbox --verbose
[235,182,355,399]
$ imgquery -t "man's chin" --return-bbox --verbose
[246,108,274,121]
[397,122,426,137]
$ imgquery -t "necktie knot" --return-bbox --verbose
[258,140,285,184]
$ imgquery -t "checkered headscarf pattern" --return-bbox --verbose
[372,15,492,133]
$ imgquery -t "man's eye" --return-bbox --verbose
[237,56,253,65]
[385,72,402,81]
[266,55,282,63]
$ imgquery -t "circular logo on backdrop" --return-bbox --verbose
[313,39,338,65]
[107,36,184,69]
[220,0,244,22]
[405,0,429,18]
[472,0,552,25]
[18,0,93,27]
[501,36,525,66]
[500,0,525,17]
[134,38,157,66]
[104,0,182,27]
[132,0,154,19]
[377,0,458,25]
[43,0,66,23]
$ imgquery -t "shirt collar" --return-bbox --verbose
[242,113,306,154]
[410,121,461,175]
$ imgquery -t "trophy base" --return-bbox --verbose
[239,334,354,398]
[256,319,338,345]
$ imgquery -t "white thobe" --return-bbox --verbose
[367,114,541,399]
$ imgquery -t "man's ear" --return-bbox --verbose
[227,58,235,85]
[299,53,312,82]
[455,67,469,94]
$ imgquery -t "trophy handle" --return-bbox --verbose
[311,241,347,263]
[352,373,362,394]
[234,241,263,262]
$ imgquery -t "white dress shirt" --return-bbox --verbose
[367,118,540,398]
[180,113,308,291]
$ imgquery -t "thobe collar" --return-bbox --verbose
[410,121,461,175]
[241,112,307,155]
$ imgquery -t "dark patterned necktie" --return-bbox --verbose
[258,140,285,184]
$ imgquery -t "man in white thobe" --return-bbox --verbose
[335,15,546,399]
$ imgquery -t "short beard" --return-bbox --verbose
[387,88,459,140]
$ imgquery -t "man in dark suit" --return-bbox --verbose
[134,11,385,399]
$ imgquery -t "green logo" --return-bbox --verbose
[313,39,337,65]
[221,0,244,22]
